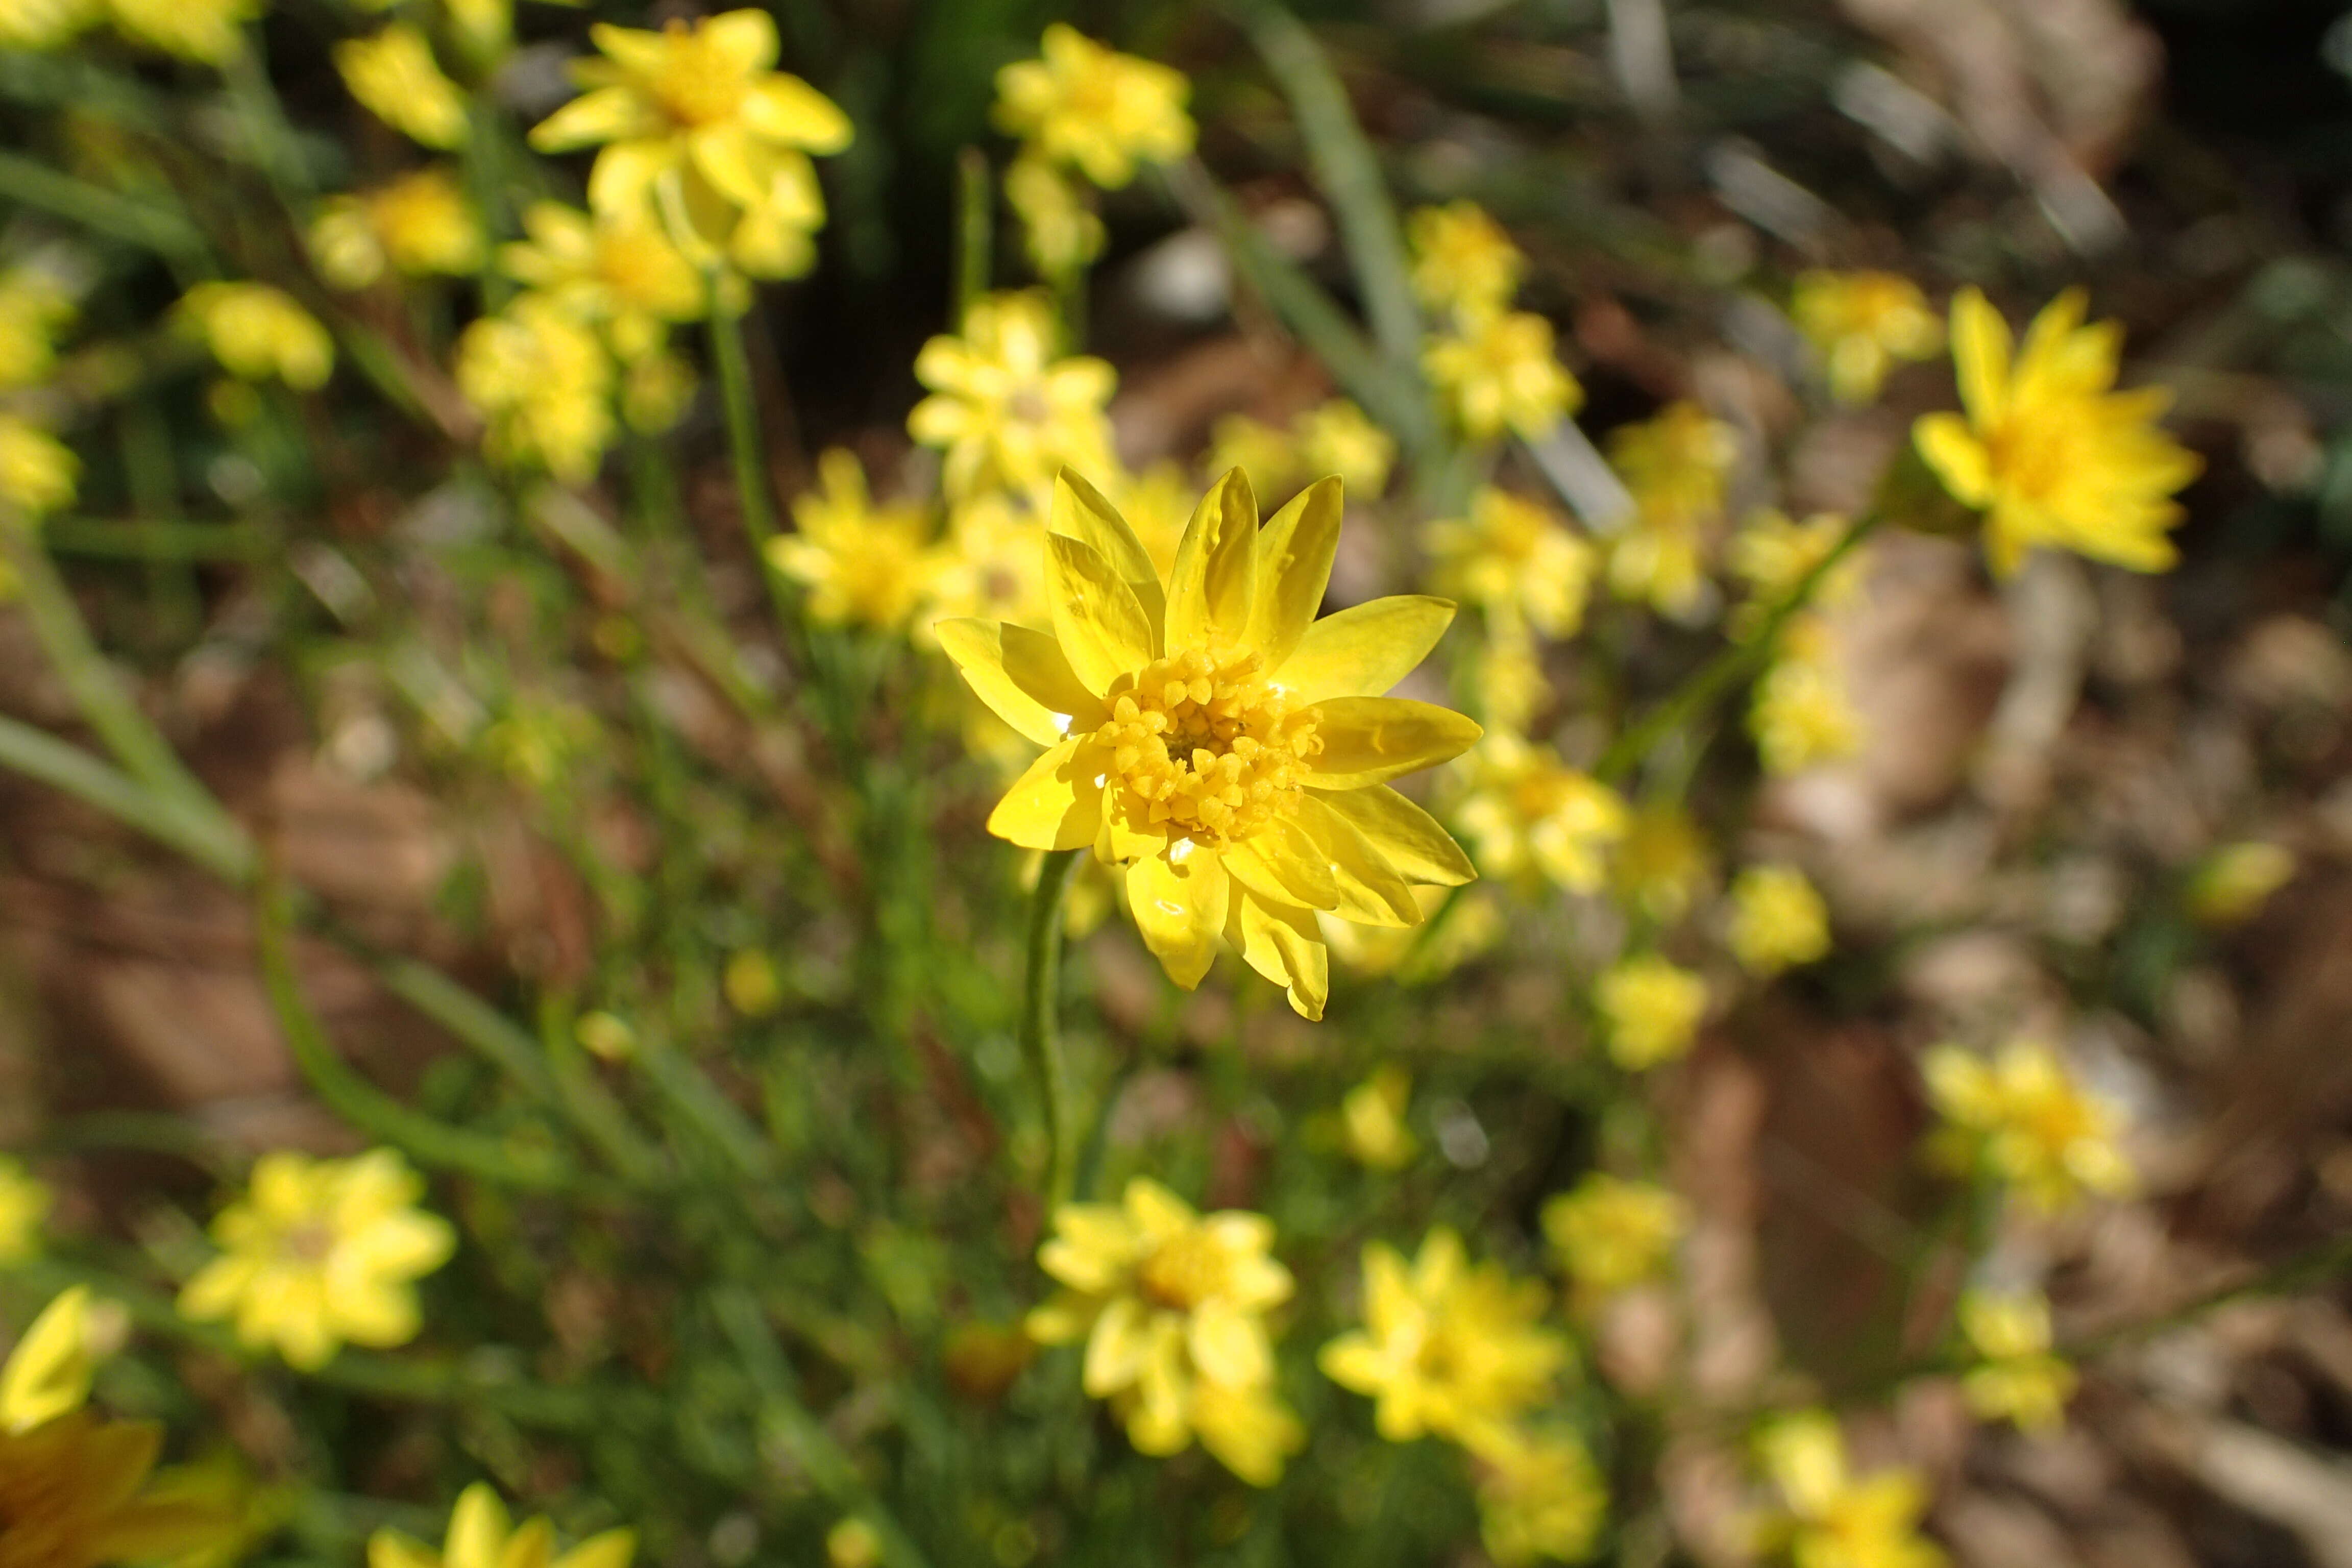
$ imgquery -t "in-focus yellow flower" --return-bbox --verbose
[1423,486,1595,641]
[1024,1178,1301,1485]
[503,202,706,362]
[909,292,1115,502]
[1320,1228,1570,1445]
[1749,619,1861,776]
[993,24,1193,190]
[1004,155,1105,279]
[529,11,853,281]
[1728,864,1831,977]
[1792,271,1943,406]
[0,1156,49,1265]
[1923,1040,2135,1214]
[1451,733,1627,894]
[1610,803,1710,923]
[1425,311,1581,445]
[310,168,483,290]
[1752,1411,1944,1568]
[1467,1425,1608,1566]
[0,414,78,519]
[1726,510,1865,634]
[368,1482,634,1568]
[1407,201,1524,325]
[456,299,615,483]
[179,1148,455,1370]
[940,470,1482,1020]
[1914,288,2200,577]
[177,284,333,391]
[1595,953,1706,1071]
[1339,1064,1416,1170]
[1542,1173,1685,1301]
[1957,1288,2075,1433]
[2185,841,2295,927]
[106,0,252,64]
[1295,399,1395,498]
[767,448,943,632]
[1204,413,1299,502]
[336,24,471,150]
[0,268,74,390]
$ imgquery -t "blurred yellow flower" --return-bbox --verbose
[993,24,1194,189]
[529,11,853,280]
[824,1518,881,1568]
[921,491,1050,634]
[2,1286,93,1434]
[1605,505,1711,622]
[1004,155,1106,278]
[309,168,483,290]
[336,24,471,150]
[1320,1228,1569,1444]
[1425,310,1581,444]
[1595,953,1706,1071]
[768,448,944,632]
[502,202,705,361]
[0,1155,49,1264]
[0,267,74,389]
[1727,864,1831,976]
[1749,619,1861,776]
[621,350,695,435]
[939,471,1481,1020]
[1339,1064,1416,1170]
[909,292,1115,502]
[0,414,79,518]
[1726,510,1865,633]
[1319,884,1501,982]
[368,1482,635,1568]
[1611,803,1710,923]
[1452,733,1628,894]
[106,0,252,64]
[1296,399,1395,497]
[1467,1425,1609,1566]
[456,298,615,483]
[722,949,782,1017]
[1922,1039,2135,1214]
[1957,1288,2075,1433]
[1914,287,2200,577]
[1205,413,1298,501]
[1407,201,1524,325]
[1423,486,1595,641]
[1541,1173,1685,1300]
[0,0,92,50]
[2185,841,2295,926]
[1791,271,1943,406]
[179,1148,456,1370]
[1025,1178,1301,1485]
[1752,1411,1944,1568]
[178,283,333,391]
[1606,402,1739,620]
[1106,458,1192,580]
[1472,630,1549,736]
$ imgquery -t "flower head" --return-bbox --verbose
[1452,733,1627,894]
[1296,399,1395,497]
[1606,401,1739,620]
[921,490,1050,635]
[1914,288,2200,576]
[0,415,78,519]
[177,284,333,391]
[1752,1411,1944,1568]
[178,1148,456,1370]
[1025,1178,1300,1484]
[1542,1173,1686,1300]
[500,202,704,362]
[1205,413,1299,502]
[1728,864,1831,976]
[1004,155,1105,278]
[1610,803,1710,923]
[993,25,1193,189]
[939,470,1482,1019]
[1339,1064,1416,1170]
[1596,953,1706,1071]
[456,299,615,483]
[1957,1289,2075,1433]
[1923,1040,2135,1214]
[309,169,483,290]
[768,449,944,632]
[1425,311,1580,444]
[1468,1426,1608,1566]
[910,293,1115,502]
[336,25,470,150]
[1749,620,1862,775]
[367,1482,634,1568]
[1423,486,1595,641]
[1792,271,1943,406]
[0,1156,50,1265]
[1407,202,1524,325]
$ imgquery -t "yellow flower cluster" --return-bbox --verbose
[1471,1426,1609,1566]
[1026,1179,1302,1484]
[1595,951,1707,1070]
[1452,733,1627,895]
[1922,1039,2135,1214]
[768,449,946,631]
[456,300,615,484]
[501,202,707,364]
[1206,398,1396,504]
[1727,864,1831,976]
[1751,1411,1944,1568]
[370,1482,636,1568]
[1542,1172,1686,1305]
[2,0,252,63]
[1956,1288,2075,1433]
[993,25,1194,277]
[1407,202,1524,324]
[1423,484,1595,731]
[1791,271,1943,406]
[1410,201,1579,444]
[1606,400,1739,621]
[310,167,485,290]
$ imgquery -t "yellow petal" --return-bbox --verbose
[1303,697,1483,788]
[1082,1295,1150,1395]
[1127,850,1229,989]
[1049,469,1162,603]
[745,77,852,153]
[1244,477,1342,670]
[1292,795,1418,926]
[528,87,660,152]
[936,618,1105,744]
[1231,891,1328,1021]
[449,1483,511,1568]
[987,737,1106,850]
[1270,595,1454,703]
[0,1286,90,1432]
[1222,820,1339,910]
[1187,1298,1270,1387]
[1948,286,2011,421]
[371,1532,442,1568]
[502,1518,558,1568]
[1315,785,1475,886]
[1165,467,1258,652]
[584,140,678,220]
[1913,413,1992,508]
[554,1530,639,1568]
[1046,534,1154,696]
[701,9,779,73]
[688,122,770,207]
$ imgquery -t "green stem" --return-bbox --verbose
[1022,848,1083,1210]
[0,149,205,258]
[0,712,251,881]
[706,300,799,634]
[954,145,992,323]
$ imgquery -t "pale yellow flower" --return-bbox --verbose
[1319,884,1501,983]
[2185,841,2295,926]
[1425,310,1581,444]
[455,298,615,483]
[1004,155,1105,278]
[993,24,1194,189]
[921,489,1050,634]
[1596,953,1706,1071]
[0,1156,50,1265]
[1542,1173,1685,1299]
[106,0,251,64]
[1611,400,1739,521]
[1752,1411,1945,1568]
[768,448,944,632]
[336,24,470,150]
[1339,1064,1416,1170]
[1605,504,1712,622]
[0,268,75,390]
[908,292,1115,502]
[1750,619,1862,776]
[177,283,333,391]
[1204,413,1299,502]
[1423,486,1595,641]
[309,168,483,290]
[179,1148,456,1370]
[1610,803,1710,924]
[0,414,79,518]
[1726,510,1865,635]
[1452,732,1628,894]
[1792,271,1943,406]
[1923,1039,2135,1214]
[1727,864,1831,976]
[368,1482,634,1568]
[1295,399,1395,498]
[1915,288,2201,576]
[1407,201,1524,325]
[1467,1425,1608,1566]
[1472,629,1550,736]
[503,202,707,360]
[1957,1289,2075,1433]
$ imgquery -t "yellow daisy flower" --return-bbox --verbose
[1295,399,1395,498]
[528,11,853,281]
[1467,1425,1609,1566]
[938,470,1482,1019]
[1424,310,1581,444]
[368,1482,634,1568]
[993,24,1194,190]
[1024,1178,1301,1485]
[1541,1173,1686,1300]
[1406,201,1524,325]
[336,24,471,151]
[1956,1288,2075,1434]
[309,168,484,290]
[1914,287,2201,576]
[909,292,1115,502]
[1339,1064,1416,1171]
[1922,1039,2135,1215]
[1422,486,1595,641]
[178,1148,456,1371]
[1752,1411,1945,1568]
[501,202,706,361]
[455,299,616,483]
[0,1156,49,1265]
[767,448,944,632]
[1611,400,1740,519]
[1595,953,1706,1071]
[1791,271,1943,406]
[1451,733,1628,895]
[177,284,333,391]
[0,413,79,518]
[1727,864,1831,976]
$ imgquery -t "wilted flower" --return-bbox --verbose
[2185,841,2295,926]
[1922,1039,2135,1214]
[1595,953,1706,1071]
[177,284,333,391]
[1451,733,1628,894]
[993,24,1194,189]
[1339,1064,1416,1170]
[0,1156,49,1265]
[455,298,615,483]
[1407,201,1524,325]
[1751,1411,1945,1568]
[309,168,483,290]
[368,1482,634,1568]
[1542,1173,1686,1301]
[1425,311,1581,444]
[1791,271,1943,406]
[1727,864,1831,976]
[768,449,944,632]
[335,24,471,150]
[1423,486,1595,641]
[1467,1425,1608,1566]
[501,202,705,361]
[909,292,1115,501]
[1957,1288,2075,1433]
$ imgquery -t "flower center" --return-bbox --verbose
[651,27,751,129]
[1137,1229,1224,1311]
[282,1221,337,1264]
[1983,414,2075,508]
[1093,648,1321,847]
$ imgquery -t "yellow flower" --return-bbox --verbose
[1750,619,1861,776]
[368,1482,635,1568]
[2,1287,94,1434]
[938,470,1482,1020]
[1752,1411,1945,1568]
[0,414,79,519]
[1423,486,1595,641]
[993,24,1194,190]
[768,448,944,631]
[528,11,853,281]
[825,1518,880,1568]
[1914,288,2200,576]
[1320,1228,1570,1444]
[310,168,483,289]
[1956,1289,2075,1433]
[336,24,471,150]
[2185,841,2295,926]
[1467,1426,1608,1566]
[502,202,706,361]
[908,292,1115,502]
[455,299,615,483]
[1727,864,1831,976]
[1791,271,1943,406]
[105,0,252,64]
[0,267,75,390]
[1319,885,1501,983]
[1612,400,1739,519]
[1425,311,1581,445]
[177,284,333,391]
[1452,733,1628,894]
[1726,510,1865,633]
[1541,1173,1685,1298]
[1004,155,1105,278]
[1472,629,1549,736]
[1024,1178,1301,1485]
[1295,399,1395,498]
[1595,953,1706,1071]
[1922,1040,2135,1214]
[1106,459,1193,581]
[0,0,95,50]
[1610,803,1710,923]
[922,490,1050,634]
[0,1156,49,1265]
[1339,1064,1416,1170]
[178,1148,456,1370]
[1205,413,1300,502]
[1407,201,1524,325]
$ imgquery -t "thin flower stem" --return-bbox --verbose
[0,711,251,881]
[954,145,992,323]
[1023,847,1084,1210]
[706,298,800,634]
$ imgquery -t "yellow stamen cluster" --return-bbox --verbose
[1094,648,1321,844]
